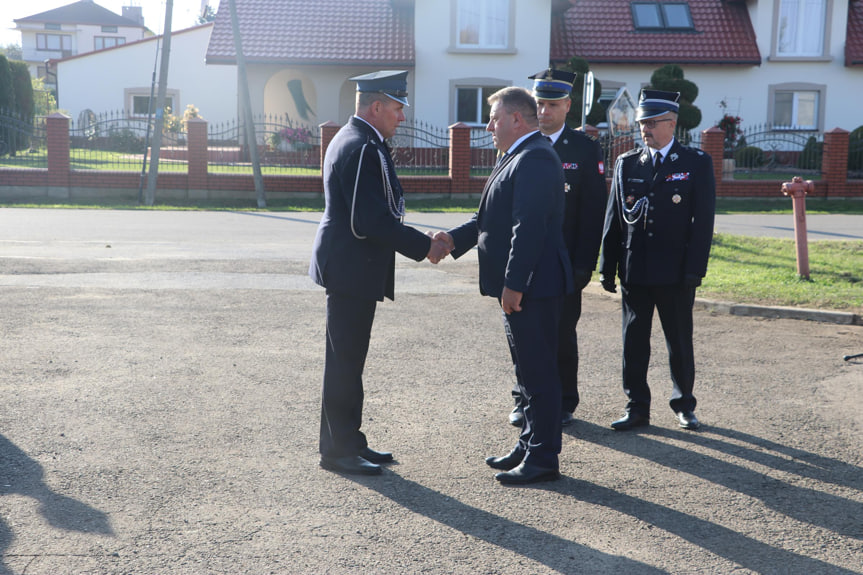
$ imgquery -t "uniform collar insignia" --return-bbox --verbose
[670,152,679,162]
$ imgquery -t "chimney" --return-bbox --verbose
[122,5,145,26]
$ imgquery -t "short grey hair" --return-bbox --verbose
[487,87,538,124]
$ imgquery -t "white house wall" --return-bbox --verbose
[413,0,554,129]
[247,65,372,129]
[56,26,237,127]
[17,22,149,77]
[591,62,863,136]
[589,0,863,137]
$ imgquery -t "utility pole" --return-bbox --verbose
[145,0,174,206]
[228,0,266,208]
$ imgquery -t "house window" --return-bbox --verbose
[131,95,175,117]
[768,83,825,130]
[455,84,506,125]
[775,0,827,57]
[455,0,510,49]
[95,37,126,50]
[101,26,118,33]
[632,2,694,31]
[44,23,62,31]
[36,33,72,51]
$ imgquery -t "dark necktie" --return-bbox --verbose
[654,151,663,171]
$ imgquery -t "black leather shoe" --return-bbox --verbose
[508,406,524,427]
[485,449,525,471]
[495,461,560,485]
[561,411,576,427]
[360,447,394,463]
[611,411,650,431]
[319,455,382,475]
[677,411,700,430]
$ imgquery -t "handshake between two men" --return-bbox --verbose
[423,229,523,314]
[425,230,455,265]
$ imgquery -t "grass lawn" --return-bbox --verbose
[699,234,863,313]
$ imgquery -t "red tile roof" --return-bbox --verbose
[206,0,414,66]
[846,0,863,66]
[550,0,761,66]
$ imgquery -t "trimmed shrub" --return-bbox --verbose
[848,126,863,171]
[735,146,765,168]
[797,136,822,170]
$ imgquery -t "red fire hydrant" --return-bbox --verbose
[780,176,815,280]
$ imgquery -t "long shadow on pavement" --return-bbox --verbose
[355,472,665,573]
[569,420,862,543]
[0,435,114,574]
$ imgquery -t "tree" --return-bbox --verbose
[10,60,34,119]
[0,55,15,156]
[0,43,23,61]
[648,64,702,140]
[561,56,604,128]
[8,60,34,153]
[0,55,14,111]
[197,4,217,24]
[31,76,57,116]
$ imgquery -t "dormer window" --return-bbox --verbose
[632,2,694,31]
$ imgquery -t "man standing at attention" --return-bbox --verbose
[309,71,449,475]
[599,89,715,431]
[505,68,608,429]
[435,87,572,485]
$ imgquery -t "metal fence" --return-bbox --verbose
[390,119,450,175]
[69,109,172,172]
[207,113,321,175]
[5,109,856,181]
[0,108,48,168]
[724,123,823,177]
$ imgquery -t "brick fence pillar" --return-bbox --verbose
[701,126,725,185]
[319,122,340,170]
[581,123,599,139]
[822,128,849,198]
[46,112,71,189]
[449,122,471,194]
[186,118,208,190]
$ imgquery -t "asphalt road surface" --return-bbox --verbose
[0,208,860,574]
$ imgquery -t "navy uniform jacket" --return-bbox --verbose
[309,117,430,301]
[599,139,715,286]
[449,132,573,299]
[554,126,607,276]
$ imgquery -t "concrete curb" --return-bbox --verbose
[583,283,863,326]
[695,298,863,326]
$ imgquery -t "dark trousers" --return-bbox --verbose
[503,296,563,469]
[512,289,582,413]
[620,284,697,416]
[319,292,376,458]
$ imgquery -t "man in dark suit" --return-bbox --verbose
[435,87,573,485]
[309,71,449,475]
[599,89,716,431]
[506,69,608,429]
